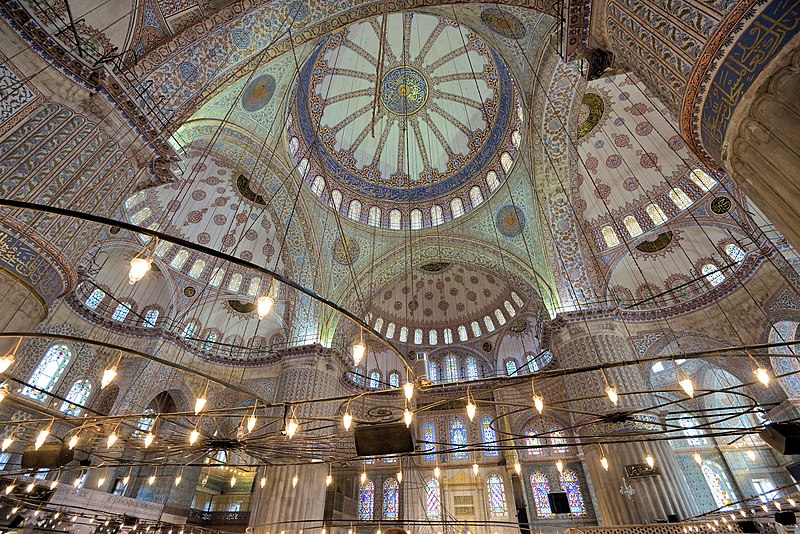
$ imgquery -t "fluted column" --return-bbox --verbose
[549,319,698,524]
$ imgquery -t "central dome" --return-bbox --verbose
[288,12,523,230]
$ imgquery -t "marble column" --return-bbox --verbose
[549,319,698,525]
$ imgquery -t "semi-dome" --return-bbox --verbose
[288,12,523,231]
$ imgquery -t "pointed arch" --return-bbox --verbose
[358,480,375,520]
[382,477,400,520]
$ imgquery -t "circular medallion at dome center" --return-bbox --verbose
[381,66,428,116]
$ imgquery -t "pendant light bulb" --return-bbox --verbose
[2,437,13,451]
[68,434,78,450]
[101,367,117,389]
[26,482,34,493]
[360,471,367,483]
[514,462,521,475]
[645,454,655,468]
[533,395,544,414]
[466,400,476,421]
[396,470,403,483]
[606,386,619,405]
[148,474,156,485]
[97,476,106,488]
[286,418,299,439]
[292,474,298,488]
[600,456,609,471]
[256,295,274,320]
[472,463,479,476]
[403,408,413,427]
[775,502,782,511]
[434,466,440,479]
[754,367,770,386]
[247,415,257,433]
[352,335,366,367]
[0,388,6,403]
[260,477,267,488]
[4,483,14,494]
[230,476,236,488]
[403,381,414,400]
[343,412,353,431]
[35,428,49,450]
[326,474,332,487]
[788,498,796,507]
[189,429,199,445]
[129,257,151,285]
[144,432,154,448]
[194,396,207,415]
[693,452,702,465]
[679,377,694,397]
[107,431,117,448]
[0,353,14,374]
[556,460,563,473]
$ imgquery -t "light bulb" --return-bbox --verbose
[775,501,782,511]
[352,338,366,367]
[148,475,155,485]
[175,475,182,487]
[260,477,267,488]
[247,415,257,433]
[404,408,413,427]
[129,257,151,285]
[286,418,299,439]
[72,478,80,488]
[789,499,796,507]
[679,378,694,397]
[0,354,15,374]
[397,471,403,483]
[101,367,117,389]
[404,381,414,400]
[0,389,5,403]
[645,454,655,468]
[97,477,106,488]
[472,463,479,476]
[122,475,129,486]
[11,507,17,514]
[68,435,78,450]
[189,429,199,445]
[107,432,117,448]
[2,437,13,451]
[466,400,476,421]
[755,367,770,386]
[434,466,440,479]
[144,432,154,448]
[4,484,13,494]
[292,474,298,488]
[556,460,563,473]
[514,462,521,475]
[343,412,353,431]
[601,457,609,471]
[257,295,274,319]
[50,479,58,490]
[693,452,702,465]
[326,474,332,487]
[740,511,746,517]
[360,471,367,483]
[35,428,49,450]
[230,476,236,487]
[194,396,207,415]
[26,482,34,493]
[533,395,544,414]
[606,386,618,405]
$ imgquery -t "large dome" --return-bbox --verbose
[288,12,523,231]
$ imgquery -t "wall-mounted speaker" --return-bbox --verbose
[760,423,800,455]
[354,423,414,457]
[21,444,74,469]
[737,520,759,533]
[776,511,796,525]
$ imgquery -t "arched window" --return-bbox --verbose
[331,190,342,210]
[444,354,459,382]
[131,207,152,225]
[111,302,132,322]
[702,263,725,286]
[512,130,522,148]
[504,300,516,317]
[458,325,468,341]
[182,321,199,339]
[486,171,500,192]
[125,191,145,209]
[289,137,299,155]
[669,188,693,210]
[624,216,643,237]
[495,309,506,325]
[482,417,499,456]
[297,158,309,178]
[228,273,243,292]
[60,380,92,416]
[646,203,668,226]
[689,168,717,191]
[170,249,189,269]
[470,186,484,207]
[209,267,224,287]
[500,152,514,173]
[248,277,261,296]
[201,331,218,351]
[530,472,554,517]
[410,209,423,230]
[451,198,465,218]
[487,474,508,517]
[725,243,746,262]
[143,308,159,328]
[525,430,542,456]
[22,344,73,401]
[465,357,479,380]
[484,315,496,332]
[358,480,375,520]
[382,478,399,520]
[389,372,400,388]
[551,430,568,454]
[369,371,380,389]
[429,330,438,345]
[443,328,453,344]
[348,200,362,221]
[311,176,325,195]
[368,206,381,227]
[85,288,105,309]
[511,292,524,307]
[399,327,408,343]
[135,408,155,436]
[559,470,586,516]
[189,259,206,279]
[505,359,518,376]
[422,422,437,461]
[425,477,441,519]
[449,417,469,460]
[702,462,736,509]
[414,328,423,345]
[431,205,444,226]
[602,225,620,247]
[471,321,482,337]
[428,360,439,382]
[374,317,384,333]
[526,352,539,372]
[385,323,395,339]
[389,209,402,230]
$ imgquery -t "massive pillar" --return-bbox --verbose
[549,319,698,524]
[249,347,345,534]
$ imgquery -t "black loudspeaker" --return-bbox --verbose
[8,515,24,528]
[760,423,800,455]
[738,521,759,533]
[122,515,138,526]
[776,512,796,525]
[21,444,74,469]
[354,423,415,457]
[667,514,680,523]
[548,492,570,514]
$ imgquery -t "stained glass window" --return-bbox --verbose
[389,209,402,229]
[85,288,105,309]
[143,308,159,327]
[414,328,423,344]
[624,216,643,237]
[458,325,468,341]
[669,188,693,210]
[170,250,189,269]
[247,277,261,296]
[481,417,498,456]
[60,379,92,416]
[125,191,145,209]
[189,259,206,279]
[155,239,172,257]
[428,361,439,382]
[486,474,508,517]
[451,198,464,218]
[429,330,438,345]
[131,207,151,225]
[511,292,524,307]
[348,200,362,221]
[358,480,374,520]
[470,186,484,207]
[311,175,325,195]
[134,408,155,437]
[559,470,586,516]
[466,357,479,380]
[201,331,217,351]
[297,158,309,178]
[422,422,437,462]
[689,168,717,191]
[444,354,459,382]
[209,267,224,287]
[487,171,500,191]
[471,321,482,337]
[369,371,380,389]
[425,477,441,519]
[182,321,199,339]
[551,430,568,454]
[530,472,554,517]
[495,309,506,325]
[484,316,496,332]
[525,430,541,456]
[410,209,423,230]
[678,417,707,445]
[443,328,453,344]
[111,302,131,322]
[506,359,517,376]
[228,273,243,292]
[389,372,400,388]
[382,478,399,520]
[431,205,444,226]
[504,301,516,316]
[500,152,513,173]
[646,203,667,226]
[385,323,395,339]
[702,263,725,286]
[399,327,408,342]
[331,190,342,210]
[23,344,73,401]
[725,243,746,262]
[602,226,620,247]
[702,462,736,509]
[369,206,381,227]
[450,417,470,460]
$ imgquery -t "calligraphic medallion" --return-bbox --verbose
[380,66,428,116]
